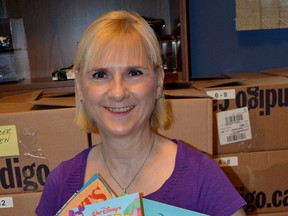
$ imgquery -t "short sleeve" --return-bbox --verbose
[35,147,90,215]
[35,169,60,216]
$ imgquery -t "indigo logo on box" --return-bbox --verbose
[0,157,50,191]
[215,86,288,116]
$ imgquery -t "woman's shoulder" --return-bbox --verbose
[64,146,92,165]
[47,147,93,182]
[173,139,211,162]
[172,139,222,177]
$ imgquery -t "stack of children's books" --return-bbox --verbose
[56,173,208,216]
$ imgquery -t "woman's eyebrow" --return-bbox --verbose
[87,64,149,72]
[127,65,148,70]
[88,67,107,72]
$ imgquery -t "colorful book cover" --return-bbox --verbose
[142,198,208,216]
[69,192,142,216]
[56,173,116,216]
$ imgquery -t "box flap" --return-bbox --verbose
[191,78,246,89]
[261,67,288,77]
[164,88,210,98]
[0,103,35,113]
[223,72,270,79]
[242,76,288,85]
[0,90,42,103]
[29,96,75,107]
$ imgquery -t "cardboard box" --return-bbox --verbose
[249,212,288,216]
[0,108,89,194]
[0,90,75,114]
[261,67,288,77]
[224,72,270,79]
[0,102,35,113]
[193,76,288,154]
[91,92,213,155]
[0,192,41,215]
[214,150,288,214]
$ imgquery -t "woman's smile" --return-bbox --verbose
[104,105,136,113]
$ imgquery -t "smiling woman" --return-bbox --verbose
[74,11,168,134]
[36,10,247,216]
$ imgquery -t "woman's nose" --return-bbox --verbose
[107,76,129,101]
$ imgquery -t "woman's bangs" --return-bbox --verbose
[105,34,149,66]
[83,37,107,72]
[80,31,150,73]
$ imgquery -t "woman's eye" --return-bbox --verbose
[92,71,107,79]
[129,69,143,77]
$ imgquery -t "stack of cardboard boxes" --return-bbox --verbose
[0,90,214,214]
[0,99,89,215]
[1,69,288,215]
[192,72,288,215]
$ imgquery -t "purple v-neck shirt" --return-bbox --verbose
[36,140,246,216]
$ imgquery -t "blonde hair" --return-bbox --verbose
[73,10,171,133]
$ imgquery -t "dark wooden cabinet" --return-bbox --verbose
[0,0,189,97]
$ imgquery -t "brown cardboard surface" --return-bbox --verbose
[191,78,246,89]
[215,150,288,214]
[0,90,76,113]
[164,88,208,98]
[193,76,288,89]
[0,102,35,113]
[0,90,43,113]
[0,90,42,103]
[248,212,288,216]
[261,67,288,77]
[242,76,288,85]
[193,76,288,154]
[0,108,89,194]
[159,98,213,154]
[29,96,75,107]
[0,192,41,215]
[224,72,270,79]
[91,98,213,155]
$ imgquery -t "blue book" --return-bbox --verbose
[69,192,142,216]
[69,193,208,216]
[142,198,208,216]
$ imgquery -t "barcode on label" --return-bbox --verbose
[217,107,252,145]
[225,114,244,125]
[227,133,247,142]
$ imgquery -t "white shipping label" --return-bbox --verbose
[214,157,239,167]
[206,89,235,100]
[0,197,13,208]
[217,107,252,145]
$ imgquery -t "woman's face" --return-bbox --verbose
[76,37,163,137]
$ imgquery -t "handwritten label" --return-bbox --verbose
[214,157,238,167]
[0,125,19,157]
[206,89,235,100]
[0,197,14,208]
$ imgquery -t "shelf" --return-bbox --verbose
[2,0,189,97]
